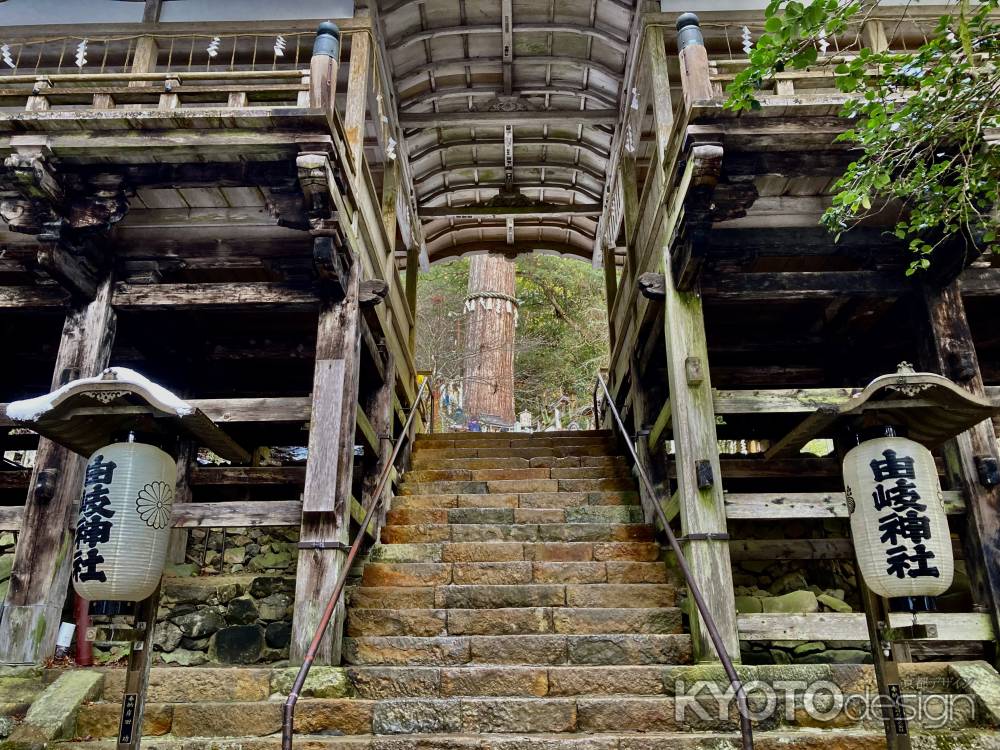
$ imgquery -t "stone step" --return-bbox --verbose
[92,663,981,703]
[346,606,683,637]
[380,523,653,545]
[414,435,615,449]
[390,491,641,510]
[410,455,629,471]
[74,688,978,738]
[413,445,619,461]
[368,541,662,564]
[385,506,645,527]
[60,729,1000,750]
[347,583,680,610]
[342,634,693,667]
[415,430,613,441]
[404,467,633,484]
[399,478,636,496]
[360,561,669,587]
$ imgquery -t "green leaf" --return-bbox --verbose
[765,16,784,33]
[791,46,819,68]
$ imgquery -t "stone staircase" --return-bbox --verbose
[43,431,1000,749]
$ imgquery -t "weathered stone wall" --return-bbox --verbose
[149,525,302,665]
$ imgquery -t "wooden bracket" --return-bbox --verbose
[359,279,389,308]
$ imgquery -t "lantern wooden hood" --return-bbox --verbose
[7,369,250,464]
[766,364,1000,460]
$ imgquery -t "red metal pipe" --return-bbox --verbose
[74,593,92,666]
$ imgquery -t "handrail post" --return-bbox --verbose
[676,13,714,108]
[310,21,341,122]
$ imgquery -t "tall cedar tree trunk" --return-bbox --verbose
[463,253,517,425]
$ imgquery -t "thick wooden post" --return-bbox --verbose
[661,250,740,663]
[166,440,194,565]
[344,16,372,177]
[363,354,397,530]
[405,244,419,354]
[291,265,363,664]
[676,14,713,109]
[602,243,618,348]
[920,280,1000,639]
[0,276,116,664]
[381,161,399,259]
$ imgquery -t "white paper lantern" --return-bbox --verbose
[72,442,176,602]
[842,435,953,599]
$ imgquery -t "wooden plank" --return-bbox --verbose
[729,538,852,561]
[398,110,618,128]
[738,613,994,643]
[725,490,965,520]
[421,205,603,218]
[0,286,68,310]
[0,275,116,665]
[112,282,318,312]
[0,506,24,531]
[921,280,1000,651]
[292,265,363,665]
[170,501,301,528]
[189,397,312,423]
[713,388,861,414]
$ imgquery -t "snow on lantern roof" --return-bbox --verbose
[5,367,249,463]
[6,367,194,423]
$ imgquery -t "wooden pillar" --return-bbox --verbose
[344,17,372,178]
[920,280,1000,639]
[166,440,194,565]
[381,162,400,264]
[405,244,419,354]
[291,265,363,664]
[0,276,116,664]
[363,354,397,530]
[602,244,618,349]
[129,29,158,87]
[660,249,740,663]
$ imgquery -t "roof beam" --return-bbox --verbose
[413,159,605,186]
[419,180,603,204]
[400,109,617,128]
[383,0,634,14]
[420,204,603,219]
[389,24,628,54]
[399,85,619,110]
[409,136,610,163]
[394,56,623,85]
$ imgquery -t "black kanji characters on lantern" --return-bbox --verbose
[869,448,939,580]
[72,548,107,583]
[72,454,117,585]
[869,449,916,482]
[878,510,932,546]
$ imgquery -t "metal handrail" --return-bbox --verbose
[281,377,429,750]
[594,374,754,750]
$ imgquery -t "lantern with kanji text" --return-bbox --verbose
[72,440,176,602]
[842,427,953,602]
